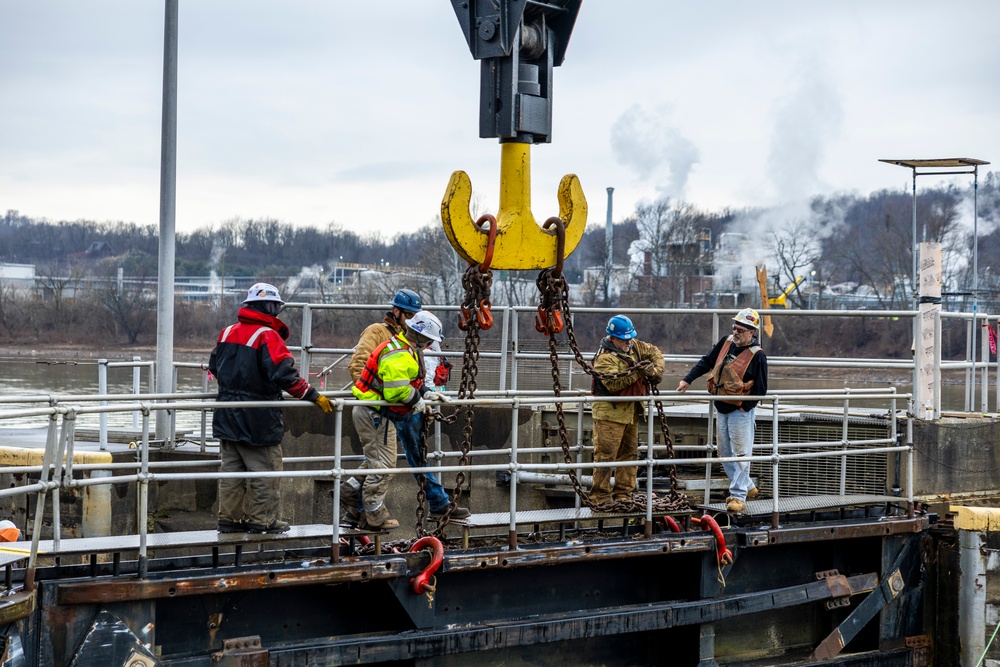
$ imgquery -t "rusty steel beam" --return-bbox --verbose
[741,517,927,548]
[54,533,717,604]
[444,533,716,571]
[56,557,409,605]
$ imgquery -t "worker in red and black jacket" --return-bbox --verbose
[209,282,332,534]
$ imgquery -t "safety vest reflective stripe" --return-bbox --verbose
[220,324,236,343]
[246,327,270,347]
[355,337,417,397]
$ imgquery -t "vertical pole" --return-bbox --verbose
[98,359,108,451]
[575,395,584,511]
[911,168,919,419]
[498,306,510,392]
[974,167,985,413]
[840,390,849,497]
[604,187,614,307]
[508,398,520,551]
[510,310,520,392]
[911,168,918,309]
[299,305,313,380]
[155,0,179,442]
[771,397,780,530]
[132,356,141,430]
[200,365,209,452]
[331,400,344,564]
[645,395,654,538]
[139,410,151,578]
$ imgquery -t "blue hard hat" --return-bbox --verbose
[389,288,422,313]
[606,315,636,340]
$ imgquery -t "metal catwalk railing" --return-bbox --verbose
[0,385,912,582]
[42,303,993,449]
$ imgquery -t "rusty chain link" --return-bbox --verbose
[413,261,493,537]
[536,255,689,515]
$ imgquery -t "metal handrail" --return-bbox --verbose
[0,384,912,581]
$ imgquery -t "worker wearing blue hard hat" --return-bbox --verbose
[589,315,664,507]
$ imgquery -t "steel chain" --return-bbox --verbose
[414,264,492,537]
[536,268,689,515]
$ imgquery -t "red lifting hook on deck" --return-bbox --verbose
[409,536,445,595]
[691,515,733,567]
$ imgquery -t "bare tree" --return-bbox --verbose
[768,220,820,308]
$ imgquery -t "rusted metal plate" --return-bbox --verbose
[756,517,928,545]
[0,589,34,624]
[56,557,408,605]
[211,635,268,666]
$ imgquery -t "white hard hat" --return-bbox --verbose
[733,308,761,330]
[405,311,443,342]
[243,282,284,305]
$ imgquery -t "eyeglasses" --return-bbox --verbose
[733,325,752,333]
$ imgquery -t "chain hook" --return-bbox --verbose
[476,214,498,273]
[542,216,565,279]
[409,536,445,595]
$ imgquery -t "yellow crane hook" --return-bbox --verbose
[441,142,587,270]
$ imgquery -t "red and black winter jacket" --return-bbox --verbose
[209,307,318,446]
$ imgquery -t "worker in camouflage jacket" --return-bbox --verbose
[589,315,664,506]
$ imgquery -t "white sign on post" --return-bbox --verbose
[917,242,942,419]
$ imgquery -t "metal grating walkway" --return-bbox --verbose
[700,494,906,516]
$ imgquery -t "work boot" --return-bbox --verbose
[244,519,291,534]
[431,504,470,520]
[726,498,746,513]
[342,505,361,526]
[747,487,759,500]
[363,517,399,531]
[217,518,243,534]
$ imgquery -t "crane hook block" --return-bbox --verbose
[441,142,587,270]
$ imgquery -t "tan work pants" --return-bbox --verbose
[588,419,638,504]
[218,440,283,527]
[341,405,398,526]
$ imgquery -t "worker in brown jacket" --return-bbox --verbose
[345,289,469,522]
[588,315,664,506]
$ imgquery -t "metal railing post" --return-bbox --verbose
[575,394,584,512]
[200,365,209,452]
[508,397,520,551]
[138,408,151,578]
[510,310,520,391]
[981,311,990,414]
[132,355,142,430]
[98,359,108,451]
[300,304,313,380]
[331,399,345,564]
[771,396,780,530]
[499,306,510,392]
[645,395,655,538]
[840,390,849,496]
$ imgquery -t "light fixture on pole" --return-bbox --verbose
[879,157,990,412]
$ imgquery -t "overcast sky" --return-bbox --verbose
[2,1,998,240]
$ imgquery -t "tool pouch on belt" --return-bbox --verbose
[707,374,755,405]
[433,359,452,386]
[707,340,759,406]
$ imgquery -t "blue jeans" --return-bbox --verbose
[717,408,756,501]
[396,412,451,510]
